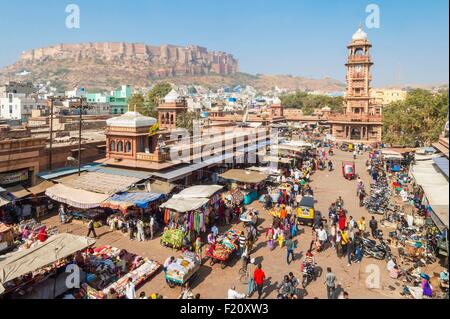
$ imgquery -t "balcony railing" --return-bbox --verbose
[328,114,382,122]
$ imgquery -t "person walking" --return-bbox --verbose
[369,216,378,238]
[253,263,266,299]
[285,236,296,264]
[149,215,155,240]
[86,219,98,239]
[239,231,247,256]
[347,238,355,266]
[316,225,328,252]
[325,267,337,299]
[136,219,145,242]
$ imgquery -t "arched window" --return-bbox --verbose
[110,140,116,152]
[125,142,132,153]
[117,141,124,152]
[170,114,174,124]
[355,48,364,56]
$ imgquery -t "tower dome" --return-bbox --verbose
[352,25,368,41]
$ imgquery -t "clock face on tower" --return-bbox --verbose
[355,65,363,73]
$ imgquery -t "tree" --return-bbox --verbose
[280,92,344,115]
[128,93,145,113]
[176,112,197,133]
[382,89,449,147]
[143,82,172,118]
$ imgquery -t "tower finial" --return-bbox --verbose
[359,21,363,30]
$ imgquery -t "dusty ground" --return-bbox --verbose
[40,149,443,299]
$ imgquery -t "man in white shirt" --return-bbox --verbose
[228,286,246,299]
[317,226,328,249]
[125,278,136,299]
[149,216,155,240]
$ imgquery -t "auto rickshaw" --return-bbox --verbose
[342,161,356,180]
[348,143,354,152]
[297,195,315,226]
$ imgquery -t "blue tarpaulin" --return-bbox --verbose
[102,192,163,210]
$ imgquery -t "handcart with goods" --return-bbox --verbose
[164,251,201,288]
[206,229,239,269]
[160,229,184,250]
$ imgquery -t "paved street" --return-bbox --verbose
[41,149,411,299]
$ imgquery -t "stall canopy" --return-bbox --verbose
[411,159,449,229]
[148,180,175,194]
[61,171,142,195]
[176,185,223,198]
[0,196,10,208]
[0,233,96,294]
[26,180,55,195]
[159,197,209,213]
[219,169,268,184]
[45,184,110,209]
[5,185,31,199]
[101,192,163,210]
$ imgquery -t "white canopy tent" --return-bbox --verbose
[0,233,96,294]
[160,197,210,213]
[410,159,449,229]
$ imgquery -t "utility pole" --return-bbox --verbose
[48,98,54,172]
[78,98,83,176]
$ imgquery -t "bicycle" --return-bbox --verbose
[239,264,249,284]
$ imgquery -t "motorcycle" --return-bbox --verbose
[301,263,316,288]
[361,236,390,261]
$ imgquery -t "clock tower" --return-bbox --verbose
[328,25,382,142]
[344,24,373,115]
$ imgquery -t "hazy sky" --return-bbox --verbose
[0,0,448,86]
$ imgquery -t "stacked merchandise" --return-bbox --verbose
[81,246,161,299]
[207,229,239,261]
[0,223,15,253]
[165,251,200,285]
[161,229,184,249]
[224,189,244,205]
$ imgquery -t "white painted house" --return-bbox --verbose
[0,93,46,122]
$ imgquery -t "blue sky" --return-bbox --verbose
[0,0,448,86]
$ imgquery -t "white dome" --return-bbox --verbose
[164,89,180,103]
[272,97,282,105]
[107,112,157,128]
[352,26,368,41]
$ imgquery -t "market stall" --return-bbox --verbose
[159,185,223,247]
[0,233,96,297]
[165,251,201,288]
[0,223,15,255]
[219,169,268,205]
[80,246,161,299]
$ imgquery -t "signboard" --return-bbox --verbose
[0,170,29,186]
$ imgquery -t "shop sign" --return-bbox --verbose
[0,170,29,186]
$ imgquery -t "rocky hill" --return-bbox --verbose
[0,42,345,92]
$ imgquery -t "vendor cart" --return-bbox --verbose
[342,161,356,180]
[165,251,201,288]
[206,230,239,269]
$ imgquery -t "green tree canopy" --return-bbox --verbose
[143,82,172,118]
[280,92,344,115]
[128,93,145,113]
[176,112,197,133]
[382,89,449,147]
